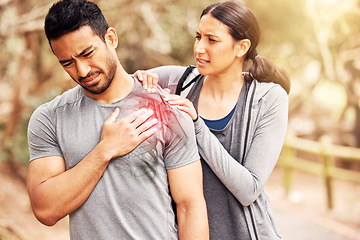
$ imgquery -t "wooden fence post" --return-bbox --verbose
[279,135,360,211]
[321,138,334,210]
[281,144,295,198]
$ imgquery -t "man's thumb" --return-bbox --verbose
[105,108,120,124]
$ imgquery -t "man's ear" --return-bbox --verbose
[235,39,251,58]
[105,27,118,48]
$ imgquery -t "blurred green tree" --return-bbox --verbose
[0,0,359,179]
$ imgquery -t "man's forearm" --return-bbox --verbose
[176,200,209,240]
[28,141,112,226]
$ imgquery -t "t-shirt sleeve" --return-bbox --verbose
[27,104,63,162]
[162,106,200,169]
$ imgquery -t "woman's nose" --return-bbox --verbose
[194,40,206,55]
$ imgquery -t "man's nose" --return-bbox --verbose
[76,60,91,78]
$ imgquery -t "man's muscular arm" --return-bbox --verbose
[168,160,209,240]
[27,108,157,226]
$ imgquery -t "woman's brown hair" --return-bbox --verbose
[201,1,290,94]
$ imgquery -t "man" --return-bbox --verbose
[26,0,208,239]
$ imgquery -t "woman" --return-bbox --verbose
[136,1,290,239]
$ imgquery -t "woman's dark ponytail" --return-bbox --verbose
[203,1,291,94]
[247,54,291,94]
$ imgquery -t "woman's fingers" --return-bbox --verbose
[133,70,159,92]
[164,95,198,120]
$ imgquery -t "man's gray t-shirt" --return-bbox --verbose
[27,79,200,240]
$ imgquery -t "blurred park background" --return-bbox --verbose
[0,0,360,239]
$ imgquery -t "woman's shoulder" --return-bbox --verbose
[252,79,288,103]
[253,79,287,94]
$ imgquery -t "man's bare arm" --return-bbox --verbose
[168,160,209,240]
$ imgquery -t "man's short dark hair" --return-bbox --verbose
[44,0,109,43]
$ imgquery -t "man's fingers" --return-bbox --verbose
[125,108,150,123]
[136,118,158,135]
[138,127,157,142]
[130,109,155,128]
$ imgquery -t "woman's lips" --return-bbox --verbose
[196,58,209,67]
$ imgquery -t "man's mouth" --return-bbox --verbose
[80,71,101,85]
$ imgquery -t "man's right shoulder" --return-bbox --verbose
[33,86,84,114]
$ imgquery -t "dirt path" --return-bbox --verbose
[266,168,360,240]
[0,164,69,240]
[1,163,359,240]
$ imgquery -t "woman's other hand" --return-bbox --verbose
[165,94,198,121]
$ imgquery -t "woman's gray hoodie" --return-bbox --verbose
[150,65,288,240]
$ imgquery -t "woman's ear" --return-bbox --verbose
[105,27,118,48]
[235,39,251,58]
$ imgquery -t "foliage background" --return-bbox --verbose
[0,0,360,177]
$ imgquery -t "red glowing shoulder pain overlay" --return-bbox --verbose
[135,87,188,140]
[144,99,168,126]
[136,87,172,129]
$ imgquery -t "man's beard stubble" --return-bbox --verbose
[77,58,117,95]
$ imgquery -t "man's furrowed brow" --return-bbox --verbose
[59,59,71,65]
[58,45,94,65]
[77,45,94,57]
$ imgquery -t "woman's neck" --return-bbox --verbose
[202,71,244,100]
[198,70,244,120]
